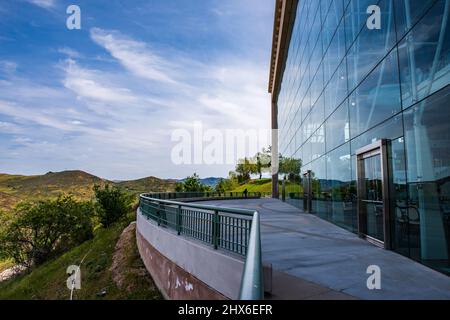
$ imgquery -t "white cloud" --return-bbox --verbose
[62,59,140,106]
[0,61,17,74]
[58,47,81,59]
[90,28,178,84]
[26,0,55,9]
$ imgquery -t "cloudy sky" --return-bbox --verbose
[0,0,273,180]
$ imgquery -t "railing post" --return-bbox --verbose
[157,202,161,226]
[177,204,182,235]
[213,210,220,250]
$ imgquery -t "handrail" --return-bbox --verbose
[238,211,263,299]
[138,192,263,300]
[140,194,256,216]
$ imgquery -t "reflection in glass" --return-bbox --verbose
[404,86,450,272]
[346,0,396,92]
[326,143,355,231]
[349,49,401,138]
[397,0,450,109]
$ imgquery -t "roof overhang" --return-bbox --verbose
[268,0,298,99]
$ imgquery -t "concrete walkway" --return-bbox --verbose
[199,198,450,300]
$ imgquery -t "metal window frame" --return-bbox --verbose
[356,139,392,249]
[303,170,312,213]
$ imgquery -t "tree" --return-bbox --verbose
[182,173,203,192]
[214,177,237,193]
[215,179,227,194]
[235,157,253,183]
[252,147,271,179]
[0,196,94,267]
[94,184,133,228]
[279,156,301,182]
[174,182,184,192]
[177,173,211,192]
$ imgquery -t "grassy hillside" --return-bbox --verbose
[232,178,302,194]
[232,178,272,193]
[0,215,162,300]
[116,176,175,196]
[0,170,109,209]
[0,171,175,212]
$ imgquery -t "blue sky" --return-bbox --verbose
[0,0,273,180]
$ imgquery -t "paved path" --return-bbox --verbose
[198,198,450,300]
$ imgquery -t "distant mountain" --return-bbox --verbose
[178,177,223,187]
[201,177,223,187]
[0,170,175,211]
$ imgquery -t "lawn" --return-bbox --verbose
[231,178,302,194]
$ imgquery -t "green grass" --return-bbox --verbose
[231,179,302,194]
[0,213,162,300]
[0,259,14,273]
[231,179,272,193]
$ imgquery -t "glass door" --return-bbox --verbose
[356,140,391,248]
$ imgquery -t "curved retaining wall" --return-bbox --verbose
[136,209,245,299]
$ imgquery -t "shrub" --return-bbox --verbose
[0,195,94,267]
[93,184,133,227]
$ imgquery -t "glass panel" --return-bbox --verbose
[326,100,350,152]
[394,0,438,41]
[397,0,450,109]
[350,114,403,155]
[311,125,326,160]
[344,0,381,49]
[346,0,397,92]
[326,142,355,231]
[403,86,450,273]
[361,154,385,242]
[349,49,401,138]
[323,18,346,85]
[388,138,411,257]
[324,58,348,117]
[311,156,327,218]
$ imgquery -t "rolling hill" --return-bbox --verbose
[0,170,175,212]
[116,176,176,195]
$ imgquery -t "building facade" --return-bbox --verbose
[269,0,450,274]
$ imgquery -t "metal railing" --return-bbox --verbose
[145,191,262,201]
[139,192,263,300]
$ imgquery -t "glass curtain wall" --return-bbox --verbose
[276,0,450,274]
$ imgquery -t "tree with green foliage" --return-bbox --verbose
[235,157,254,183]
[252,147,271,179]
[215,172,240,193]
[177,173,211,192]
[279,155,302,182]
[214,177,238,193]
[0,195,94,267]
[93,184,133,228]
[174,182,184,192]
[182,173,203,192]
